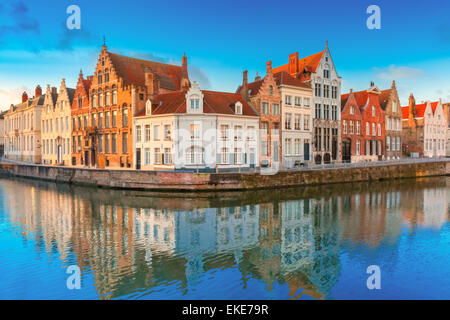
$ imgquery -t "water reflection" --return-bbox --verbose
[0,176,449,300]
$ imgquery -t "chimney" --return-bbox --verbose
[266,61,272,74]
[181,52,190,90]
[289,52,299,75]
[35,85,42,97]
[240,70,249,102]
[22,92,28,103]
[51,87,57,95]
[254,72,261,82]
[370,81,375,87]
[409,93,416,121]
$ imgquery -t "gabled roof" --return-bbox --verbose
[402,101,439,120]
[273,71,311,89]
[378,89,392,111]
[136,90,258,117]
[108,52,184,90]
[273,51,325,75]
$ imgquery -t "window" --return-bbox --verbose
[350,106,355,115]
[234,125,242,141]
[372,106,376,117]
[164,148,172,164]
[154,148,161,164]
[111,133,117,153]
[145,125,151,142]
[294,139,301,155]
[285,113,292,130]
[372,123,376,136]
[78,96,82,108]
[190,99,199,110]
[392,101,397,113]
[190,124,200,140]
[332,86,337,99]
[285,95,292,105]
[83,116,87,128]
[366,122,370,135]
[343,120,347,134]
[324,69,330,79]
[145,148,150,165]
[269,85,274,95]
[139,93,144,101]
[397,137,400,151]
[105,134,109,153]
[112,90,117,105]
[262,102,269,114]
[154,125,160,140]
[235,103,242,114]
[122,133,128,153]
[99,113,103,128]
[105,112,110,128]
[295,97,302,106]
[122,109,128,127]
[77,136,81,152]
[304,98,310,108]
[285,138,291,155]
[261,122,269,135]
[356,140,361,155]
[332,105,337,120]
[387,136,391,151]
[105,92,111,106]
[99,134,103,152]
[272,103,280,115]
[164,125,171,140]
[350,121,354,134]
[72,136,76,153]
[378,123,381,136]
[315,104,321,119]
[324,105,330,120]
[304,115,310,130]
[294,114,301,130]
[221,147,229,164]
[324,85,330,98]
[112,111,117,127]
[99,93,104,107]
[92,114,97,127]
[220,124,229,140]
[315,83,321,97]
[357,121,361,134]
[136,126,141,142]
[247,126,255,141]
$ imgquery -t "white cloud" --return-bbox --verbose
[375,65,425,80]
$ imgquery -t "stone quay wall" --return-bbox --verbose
[0,160,449,192]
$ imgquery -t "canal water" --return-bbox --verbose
[0,176,449,300]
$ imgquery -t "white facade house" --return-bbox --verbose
[273,43,342,164]
[274,72,313,168]
[133,82,260,171]
[423,100,447,158]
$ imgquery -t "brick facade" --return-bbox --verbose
[379,81,402,159]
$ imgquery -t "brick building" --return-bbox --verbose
[78,45,190,168]
[402,95,447,157]
[71,70,93,166]
[379,81,402,159]
[273,43,342,164]
[238,62,282,169]
[341,83,385,162]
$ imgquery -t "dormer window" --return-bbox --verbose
[235,102,243,115]
[191,99,199,110]
[146,100,152,115]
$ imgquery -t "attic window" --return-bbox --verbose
[350,106,354,114]
[191,99,199,110]
[269,85,274,95]
[139,93,144,101]
[235,103,242,115]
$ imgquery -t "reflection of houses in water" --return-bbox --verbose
[216,205,259,256]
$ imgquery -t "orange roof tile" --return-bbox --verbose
[273,51,325,75]
[401,101,439,120]
[273,71,311,89]
[137,90,258,117]
[108,52,185,90]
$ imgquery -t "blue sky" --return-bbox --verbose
[1,0,450,109]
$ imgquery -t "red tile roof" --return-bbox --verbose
[273,71,311,89]
[401,101,439,120]
[378,89,392,111]
[108,52,185,90]
[136,90,258,117]
[273,51,325,75]
[341,90,370,110]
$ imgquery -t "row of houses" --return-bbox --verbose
[1,43,448,171]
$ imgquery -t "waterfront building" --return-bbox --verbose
[84,45,190,169]
[238,62,282,169]
[273,71,313,168]
[133,82,259,171]
[71,70,93,166]
[379,81,402,160]
[273,43,342,164]
[401,95,447,157]
[4,87,44,163]
[442,102,450,157]
[41,80,75,165]
[340,83,386,162]
[0,111,7,157]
